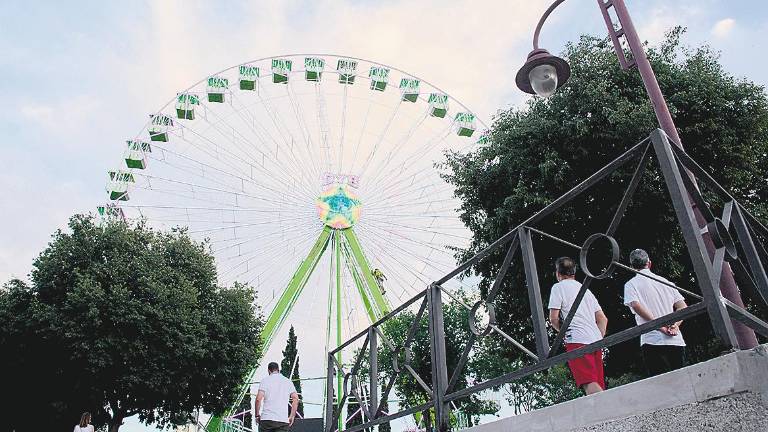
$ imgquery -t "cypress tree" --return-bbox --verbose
[281,325,304,416]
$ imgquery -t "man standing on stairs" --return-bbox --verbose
[548,256,609,395]
[255,362,300,432]
[624,249,688,377]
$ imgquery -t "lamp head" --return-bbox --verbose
[515,49,571,97]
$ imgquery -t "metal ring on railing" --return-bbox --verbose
[391,347,413,374]
[579,233,620,279]
[468,301,497,337]
[343,372,359,398]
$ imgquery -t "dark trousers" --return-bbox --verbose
[642,344,684,377]
[260,420,290,432]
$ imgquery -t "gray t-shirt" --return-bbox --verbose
[258,373,297,423]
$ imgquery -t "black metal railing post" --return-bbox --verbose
[427,284,450,431]
[368,327,378,422]
[519,227,551,358]
[650,129,739,349]
[732,205,768,304]
[325,353,336,432]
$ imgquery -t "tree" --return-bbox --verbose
[441,28,768,379]
[281,325,304,416]
[0,215,265,432]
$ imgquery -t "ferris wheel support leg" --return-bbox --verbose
[341,228,391,315]
[334,230,344,432]
[341,242,380,322]
[261,226,333,347]
[207,226,332,432]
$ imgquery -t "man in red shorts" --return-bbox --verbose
[548,257,609,395]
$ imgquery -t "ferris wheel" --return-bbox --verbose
[100,54,488,429]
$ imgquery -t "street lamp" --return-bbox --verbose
[515,0,758,349]
[515,48,569,97]
[515,0,571,97]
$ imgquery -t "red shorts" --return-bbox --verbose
[565,343,605,389]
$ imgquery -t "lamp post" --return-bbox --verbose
[516,0,758,349]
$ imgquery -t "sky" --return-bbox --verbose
[1,1,768,431]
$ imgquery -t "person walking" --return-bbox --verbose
[372,268,387,295]
[74,412,94,432]
[255,362,300,432]
[548,257,608,395]
[624,249,688,376]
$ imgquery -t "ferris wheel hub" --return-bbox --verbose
[316,184,362,229]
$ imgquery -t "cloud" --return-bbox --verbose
[18,95,101,137]
[110,0,549,123]
[637,3,705,45]
[0,171,92,283]
[19,103,54,124]
[711,18,736,38]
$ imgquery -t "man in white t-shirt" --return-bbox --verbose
[548,257,608,395]
[255,362,299,432]
[624,249,688,377]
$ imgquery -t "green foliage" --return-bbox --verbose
[0,215,264,432]
[281,325,304,416]
[441,29,768,379]
[496,364,582,414]
[605,371,642,389]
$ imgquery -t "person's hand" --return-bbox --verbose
[255,415,260,425]
[660,325,677,336]
[288,415,295,427]
[667,323,679,336]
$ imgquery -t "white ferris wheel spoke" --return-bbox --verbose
[190,100,319,200]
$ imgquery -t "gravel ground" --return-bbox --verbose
[574,392,768,432]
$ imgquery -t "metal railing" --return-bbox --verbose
[325,129,768,432]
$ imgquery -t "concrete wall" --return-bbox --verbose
[463,344,768,432]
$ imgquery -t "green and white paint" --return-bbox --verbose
[369,66,390,91]
[108,170,135,183]
[148,114,173,142]
[272,58,292,84]
[207,76,228,103]
[305,57,325,82]
[106,170,135,201]
[175,93,200,120]
[428,93,449,118]
[337,58,357,84]
[239,64,260,90]
[97,204,124,220]
[454,112,476,137]
[399,77,420,102]
[124,140,151,170]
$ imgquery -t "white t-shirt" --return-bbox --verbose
[74,426,94,432]
[624,269,686,346]
[258,372,297,423]
[547,279,603,344]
